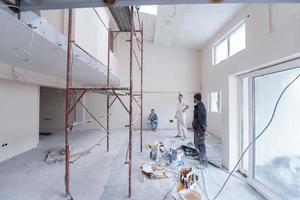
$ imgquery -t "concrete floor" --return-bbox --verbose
[0,129,127,200]
[99,129,265,200]
[0,129,265,200]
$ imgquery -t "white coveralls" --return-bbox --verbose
[176,100,188,138]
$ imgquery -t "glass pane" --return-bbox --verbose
[229,23,246,56]
[241,77,249,172]
[254,67,300,199]
[215,39,228,64]
[210,92,220,112]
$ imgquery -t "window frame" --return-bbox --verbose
[213,20,246,65]
[208,91,222,113]
[238,58,300,200]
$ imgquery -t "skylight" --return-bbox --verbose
[139,5,158,16]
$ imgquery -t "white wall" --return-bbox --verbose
[0,8,119,162]
[74,8,108,67]
[74,7,120,78]
[0,79,39,162]
[41,9,67,35]
[39,87,66,133]
[200,4,300,169]
[84,38,201,130]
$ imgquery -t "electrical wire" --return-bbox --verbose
[169,5,176,18]
[12,66,26,82]
[204,169,234,200]
[0,5,34,62]
[213,72,300,200]
[163,180,177,200]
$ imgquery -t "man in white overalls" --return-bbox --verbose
[175,94,189,139]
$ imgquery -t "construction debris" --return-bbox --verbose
[172,189,202,200]
[46,147,88,164]
[141,162,171,179]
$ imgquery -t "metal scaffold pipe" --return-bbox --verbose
[140,21,144,153]
[106,28,111,152]
[128,5,134,198]
[65,8,73,197]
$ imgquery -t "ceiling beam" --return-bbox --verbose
[19,0,300,11]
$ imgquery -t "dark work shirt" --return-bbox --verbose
[148,113,158,122]
[192,102,207,132]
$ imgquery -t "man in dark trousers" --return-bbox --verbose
[192,93,208,169]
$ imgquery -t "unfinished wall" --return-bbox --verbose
[84,38,201,130]
[39,87,66,134]
[41,9,67,35]
[0,79,39,162]
[74,7,119,76]
[200,4,300,169]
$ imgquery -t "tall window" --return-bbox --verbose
[239,61,300,199]
[213,22,246,65]
[208,91,222,113]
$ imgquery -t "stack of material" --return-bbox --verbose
[141,162,171,179]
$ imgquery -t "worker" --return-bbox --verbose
[192,93,208,169]
[175,94,189,139]
[148,109,158,131]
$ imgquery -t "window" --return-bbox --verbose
[208,91,222,113]
[215,38,228,65]
[213,22,246,65]
[239,62,300,199]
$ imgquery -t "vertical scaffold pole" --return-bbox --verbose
[140,22,144,153]
[128,6,134,198]
[106,29,111,152]
[65,8,73,197]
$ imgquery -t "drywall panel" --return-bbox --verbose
[200,4,300,169]
[0,79,39,162]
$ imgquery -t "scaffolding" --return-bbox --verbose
[64,6,143,198]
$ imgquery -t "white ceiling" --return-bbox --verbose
[141,4,244,50]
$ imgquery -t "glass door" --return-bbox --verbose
[253,67,300,199]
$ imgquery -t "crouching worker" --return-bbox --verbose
[148,109,158,131]
[192,93,208,169]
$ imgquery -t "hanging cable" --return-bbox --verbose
[169,5,176,18]
[213,72,300,199]
[0,5,34,62]
[162,181,177,200]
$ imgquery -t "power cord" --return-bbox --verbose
[0,5,34,62]
[213,71,300,199]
